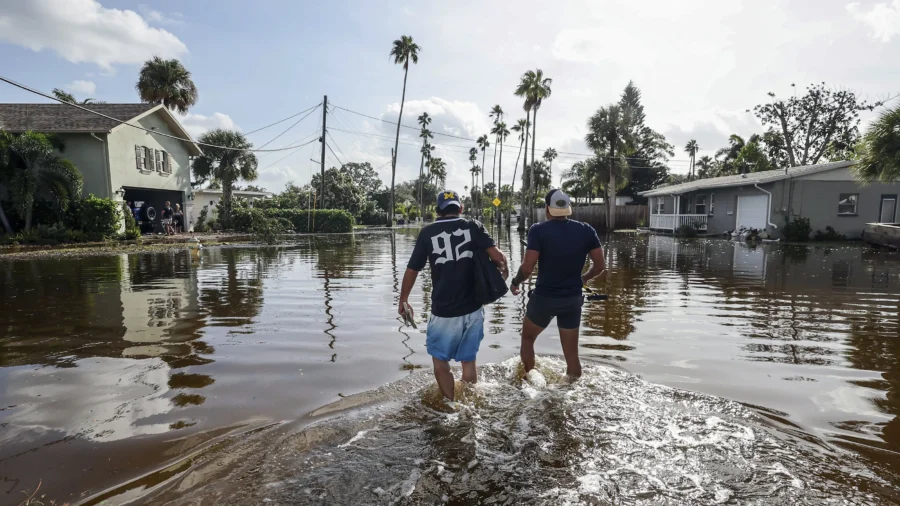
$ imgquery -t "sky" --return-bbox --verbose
[0,0,898,194]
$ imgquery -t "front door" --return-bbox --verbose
[880,195,897,224]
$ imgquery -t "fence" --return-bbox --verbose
[534,205,648,230]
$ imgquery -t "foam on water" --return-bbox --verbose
[162,357,894,505]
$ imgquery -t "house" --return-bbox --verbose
[0,103,202,231]
[194,188,272,221]
[639,160,900,239]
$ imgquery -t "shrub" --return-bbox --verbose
[783,217,812,242]
[66,195,121,241]
[358,201,385,226]
[250,211,289,245]
[195,206,209,232]
[121,202,141,240]
[425,211,435,221]
[677,223,698,237]
[814,226,846,241]
[230,207,355,233]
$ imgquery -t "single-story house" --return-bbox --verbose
[195,188,272,221]
[639,160,900,240]
[0,103,202,231]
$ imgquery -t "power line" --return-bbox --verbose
[325,141,345,166]
[0,75,312,153]
[244,102,322,135]
[325,130,350,164]
[257,104,321,149]
[259,134,320,171]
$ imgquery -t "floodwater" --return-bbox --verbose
[1,230,899,505]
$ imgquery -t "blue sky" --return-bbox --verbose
[1,0,899,192]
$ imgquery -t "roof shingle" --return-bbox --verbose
[0,103,156,133]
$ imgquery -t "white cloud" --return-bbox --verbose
[175,112,239,139]
[0,0,187,69]
[847,1,900,41]
[138,4,184,25]
[64,79,96,96]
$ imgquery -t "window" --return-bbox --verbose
[155,150,162,171]
[695,195,707,215]
[135,145,148,170]
[656,197,665,214]
[161,151,170,173]
[838,194,858,216]
[710,193,715,215]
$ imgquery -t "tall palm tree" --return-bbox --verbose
[191,129,258,230]
[695,155,714,179]
[510,118,529,194]
[515,69,552,227]
[388,35,421,226]
[586,104,632,230]
[0,131,83,233]
[492,121,510,226]
[684,139,699,180]
[417,112,433,220]
[853,103,900,183]
[469,148,478,200]
[135,57,199,114]
[542,147,558,185]
[489,105,504,207]
[476,135,490,213]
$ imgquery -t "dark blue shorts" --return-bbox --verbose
[525,293,584,329]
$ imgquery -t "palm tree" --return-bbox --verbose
[695,155,714,179]
[561,161,591,204]
[388,35,421,226]
[492,121,510,226]
[136,57,199,114]
[0,131,83,233]
[853,103,900,183]
[510,118,529,194]
[52,88,106,105]
[586,104,632,230]
[489,105,504,206]
[469,147,478,199]
[542,147,558,184]
[191,129,258,230]
[417,112,433,220]
[515,69,552,227]
[476,135,490,213]
[684,139,699,180]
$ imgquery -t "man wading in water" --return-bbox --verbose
[510,189,606,379]
[400,190,509,400]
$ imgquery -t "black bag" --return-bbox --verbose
[469,220,508,305]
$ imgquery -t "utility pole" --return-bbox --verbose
[320,95,327,209]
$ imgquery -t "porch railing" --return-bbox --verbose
[650,214,708,232]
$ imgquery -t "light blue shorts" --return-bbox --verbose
[426,308,485,362]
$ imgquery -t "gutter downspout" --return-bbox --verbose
[754,183,778,230]
[90,133,113,199]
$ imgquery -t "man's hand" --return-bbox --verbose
[510,283,521,296]
[398,299,411,316]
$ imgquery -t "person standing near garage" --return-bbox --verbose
[161,201,175,235]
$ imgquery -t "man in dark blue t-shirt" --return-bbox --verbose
[510,189,606,379]
[400,190,509,400]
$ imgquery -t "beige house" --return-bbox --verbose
[0,103,202,232]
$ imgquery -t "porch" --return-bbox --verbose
[649,214,709,232]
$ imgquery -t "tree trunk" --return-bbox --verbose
[480,150,486,216]
[223,177,234,230]
[491,135,498,224]
[0,204,12,235]
[608,145,616,231]
[497,137,504,227]
[418,143,425,222]
[518,111,530,231]
[529,108,539,227]
[390,65,409,226]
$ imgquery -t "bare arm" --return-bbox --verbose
[510,249,540,295]
[398,268,419,315]
[581,247,607,285]
[486,246,510,280]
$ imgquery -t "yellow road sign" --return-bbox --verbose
[492,198,501,207]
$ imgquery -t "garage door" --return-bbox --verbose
[736,194,768,230]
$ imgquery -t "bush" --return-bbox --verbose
[425,211,435,221]
[814,226,846,241]
[783,217,812,242]
[195,206,209,232]
[677,223,698,237]
[229,207,355,234]
[66,195,121,241]
[122,202,141,240]
[250,211,289,245]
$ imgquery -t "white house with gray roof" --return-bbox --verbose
[639,160,900,239]
[0,103,202,232]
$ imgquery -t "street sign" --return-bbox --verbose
[492,198,501,207]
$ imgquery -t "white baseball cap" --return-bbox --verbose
[545,189,572,217]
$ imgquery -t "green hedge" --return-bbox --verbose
[64,195,121,241]
[230,207,354,233]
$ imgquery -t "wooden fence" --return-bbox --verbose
[534,205,648,230]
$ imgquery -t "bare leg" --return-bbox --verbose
[558,327,582,378]
[461,360,477,384]
[520,317,546,373]
[432,357,455,400]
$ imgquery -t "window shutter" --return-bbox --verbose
[135,145,142,170]
[163,152,170,173]
[149,148,157,171]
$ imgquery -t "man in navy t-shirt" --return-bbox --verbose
[400,190,509,400]
[510,189,606,379]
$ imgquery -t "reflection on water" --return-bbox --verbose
[1,232,899,503]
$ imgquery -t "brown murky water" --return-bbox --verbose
[1,230,899,504]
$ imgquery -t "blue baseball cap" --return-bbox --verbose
[437,190,461,210]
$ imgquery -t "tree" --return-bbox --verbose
[695,155,715,179]
[469,148,478,200]
[521,160,552,200]
[476,134,490,212]
[388,35,421,226]
[0,131,83,233]
[191,129,258,230]
[417,112,432,218]
[542,147,558,178]
[515,69,552,226]
[561,161,592,203]
[616,82,673,202]
[684,140,699,180]
[489,105,504,205]
[752,83,883,167]
[586,104,632,230]
[492,121,510,225]
[243,184,268,192]
[853,103,900,183]
[510,118,529,195]
[52,88,104,105]
[735,135,774,173]
[310,167,368,217]
[340,162,383,197]
[136,57,198,114]
[715,134,746,175]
